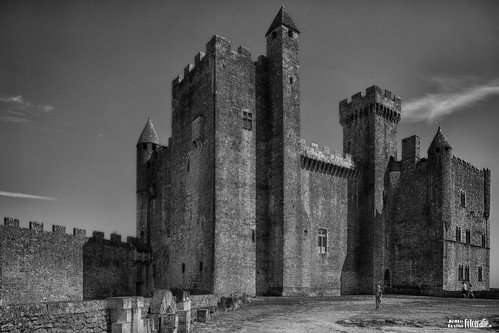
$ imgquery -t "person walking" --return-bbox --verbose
[468,284,475,299]
[375,284,382,310]
[461,282,468,298]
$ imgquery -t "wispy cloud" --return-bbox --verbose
[0,94,54,123]
[403,77,499,123]
[0,191,59,201]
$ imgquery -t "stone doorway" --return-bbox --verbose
[384,268,391,293]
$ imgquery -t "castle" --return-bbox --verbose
[0,7,491,307]
[135,6,491,296]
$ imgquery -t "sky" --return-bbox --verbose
[1,0,498,287]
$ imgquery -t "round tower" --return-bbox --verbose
[136,117,160,243]
[428,127,453,232]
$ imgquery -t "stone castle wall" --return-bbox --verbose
[299,142,355,295]
[83,232,137,300]
[0,218,87,305]
[212,36,257,295]
[442,157,490,291]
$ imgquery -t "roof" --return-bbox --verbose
[265,6,300,37]
[138,117,160,145]
[429,127,452,150]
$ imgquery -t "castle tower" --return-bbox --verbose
[339,86,401,292]
[428,127,453,234]
[265,6,304,295]
[136,117,160,245]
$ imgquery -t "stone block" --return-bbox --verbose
[110,309,132,324]
[177,310,190,323]
[160,313,178,327]
[196,309,211,323]
[177,321,190,333]
[151,290,176,314]
[112,322,131,333]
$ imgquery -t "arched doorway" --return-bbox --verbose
[384,268,391,293]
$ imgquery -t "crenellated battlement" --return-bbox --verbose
[452,155,487,174]
[299,139,356,178]
[172,35,252,92]
[3,217,87,237]
[340,85,401,105]
[339,85,402,127]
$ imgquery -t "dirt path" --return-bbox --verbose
[192,295,499,332]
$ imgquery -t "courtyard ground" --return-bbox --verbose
[192,295,499,332]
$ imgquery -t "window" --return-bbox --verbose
[199,261,203,272]
[465,265,470,281]
[466,229,471,244]
[318,229,327,254]
[289,77,293,84]
[460,190,466,207]
[252,230,256,242]
[242,111,253,130]
[482,234,486,247]
[182,263,186,274]
[478,266,483,282]
[288,30,294,38]
[455,227,461,242]
[458,265,463,280]
[272,31,277,39]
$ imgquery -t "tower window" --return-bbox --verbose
[478,266,483,282]
[466,229,471,244]
[482,234,486,247]
[199,261,203,272]
[465,265,470,281]
[455,227,461,242]
[289,77,293,84]
[460,190,466,207]
[252,229,256,242]
[458,265,463,280]
[288,30,294,38]
[318,229,327,254]
[143,143,148,150]
[182,263,185,274]
[242,111,253,130]
[272,31,277,39]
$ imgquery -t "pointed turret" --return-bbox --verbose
[138,117,160,145]
[265,6,300,36]
[428,127,452,152]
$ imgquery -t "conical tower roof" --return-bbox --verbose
[137,117,160,145]
[265,6,300,37]
[429,127,452,151]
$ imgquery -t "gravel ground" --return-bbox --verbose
[192,295,499,332]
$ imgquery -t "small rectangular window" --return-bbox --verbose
[272,31,277,39]
[288,30,294,38]
[466,229,470,244]
[242,111,253,130]
[482,234,486,247]
[460,190,466,207]
[478,266,483,282]
[458,265,463,280]
[318,229,327,254]
[456,227,461,242]
[465,265,470,281]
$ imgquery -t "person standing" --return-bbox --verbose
[375,285,382,310]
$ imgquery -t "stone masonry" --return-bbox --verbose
[136,6,491,296]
